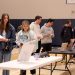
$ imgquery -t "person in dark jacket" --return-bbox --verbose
[60,20,73,60]
[61,20,73,50]
[0,13,16,75]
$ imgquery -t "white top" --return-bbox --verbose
[18,41,36,62]
[0,35,5,39]
[30,22,43,41]
[0,56,62,70]
[16,30,37,46]
[16,30,38,52]
[2,30,6,38]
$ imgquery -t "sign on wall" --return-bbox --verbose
[66,0,75,3]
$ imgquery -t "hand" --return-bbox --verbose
[47,31,51,35]
[37,36,41,39]
[0,38,8,42]
[0,38,4,41]
[37,34,43,39]
[4,39,9,42]
[70,39,75,43]
[47,34,54,38]
[44,34,50,37]
[19,43,23,47]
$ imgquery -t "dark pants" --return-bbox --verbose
[20,69,36,75]
[42,43,52,52]
[36,41,41,53]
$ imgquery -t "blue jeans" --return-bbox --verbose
[0,51,11,75]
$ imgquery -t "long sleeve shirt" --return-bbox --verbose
[16,30,38,52]
[41,24,54,44]
[30,22,43,41]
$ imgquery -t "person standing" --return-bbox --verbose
[0,13,16,75]
[16,20,37,75]
[41,19,54,52]
[60,20,73,60]
[30,16,43,53]
[61,20,73,51]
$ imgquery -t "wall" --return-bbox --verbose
[0,0,75,46]
[0,0,75,19]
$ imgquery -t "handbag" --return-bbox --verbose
[3,42,9,52]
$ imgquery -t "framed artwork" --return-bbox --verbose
[66,0,75,4]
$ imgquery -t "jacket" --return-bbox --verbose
[0,24,16,52]
[61,26,73,43]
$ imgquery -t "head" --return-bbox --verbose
[0,13,10,33]
[65,20,72,27]
[35,16,42,24]
[46,19,54,27]
[1,13,9,25]
[22,20,30,32]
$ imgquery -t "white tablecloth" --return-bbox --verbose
[0,56,62,70]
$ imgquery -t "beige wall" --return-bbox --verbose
[0,0,75,19]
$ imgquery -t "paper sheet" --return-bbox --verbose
[18,41,35,63]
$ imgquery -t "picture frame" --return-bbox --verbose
[66,0,75,4]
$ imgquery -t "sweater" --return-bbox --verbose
[41,24,54,44]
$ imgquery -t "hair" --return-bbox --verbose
[47,18,54,23]
[22,20,30,32]
[22,20,30,25]
[0,13,10,33]
[35,16,42,21]
[65,20,71,24]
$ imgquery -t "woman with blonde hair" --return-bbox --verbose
[16,20,37,75]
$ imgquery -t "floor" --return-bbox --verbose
[0,48,75,75]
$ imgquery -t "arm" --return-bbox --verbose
[50,28,54,38]
[8,26,16,43]
[16,31,22,46]
[4,25,16,43]
[29,30,38,52]
[41,27,48,38]
[29,30,38,42]
[30,24,34,31]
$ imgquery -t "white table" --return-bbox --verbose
[0,56,62,75]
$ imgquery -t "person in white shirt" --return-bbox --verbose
[16,20,37,75]
[30,16,43,53]
[41,19,54,52]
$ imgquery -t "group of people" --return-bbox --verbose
[0,13,55,75]
[17,16,54,75]
[0,13,75,75]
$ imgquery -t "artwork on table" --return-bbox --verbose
[18,41,35,63]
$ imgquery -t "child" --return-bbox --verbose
[16,20,37,75]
